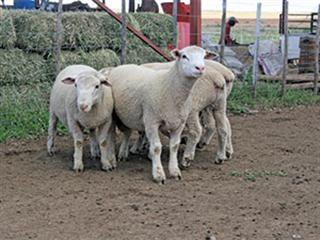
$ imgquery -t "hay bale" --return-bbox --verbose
[11,10,56,53]
[126,45,169,64]
[97,13,141,52]
[62,12,107,51]
[60,48,120,69]
[0,10,16,49]
[130,13,173,48]
[0,49,49,86]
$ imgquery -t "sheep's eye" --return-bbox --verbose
[95,85,99,89]
[182,55,189,60]
[74,83,77,88]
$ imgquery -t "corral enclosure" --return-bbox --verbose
[1,2,320,239]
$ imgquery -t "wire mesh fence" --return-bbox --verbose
[0,0,319,142]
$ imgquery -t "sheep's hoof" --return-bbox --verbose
[169,167,182,180]
[180,157,192,169]
[117,156,128,162]
[214,158,225,164]
[101,165,114,172]
[226,151,233,160]
[47,147,56,156]
[196,142,207,151]
[153,168,166,184]
[73,166,85,173]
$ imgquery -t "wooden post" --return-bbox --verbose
[219,0,226,63]
[190,0,201,46]
[54,0,63,76]
[129,0,135,12]
[314,4,320,95]
[252,3,261,98]
[281,0,288,97]
[172,0,178,49]
[120,0,127,64]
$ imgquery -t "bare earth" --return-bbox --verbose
[0,106,320,240]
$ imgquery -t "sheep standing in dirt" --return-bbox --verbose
[197,73,234,152]
[109,46,212,183]
[47,65,116,172]
[142,60,234,168]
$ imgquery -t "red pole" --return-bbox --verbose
[190,0,201,46]
[91,0,171,61]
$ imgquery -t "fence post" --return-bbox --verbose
[120,0,127,64]
[252,2,261,98]
[314,4,320,95]
[219,0,226,63]
[172,0,178,49]
[281,0,288,97]
[54,0,63,76]
[129,0,135,12]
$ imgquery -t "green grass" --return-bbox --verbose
[228,72,320,114]
[203,24,280,45]
[0,83,66,142]
[230,169,288,182]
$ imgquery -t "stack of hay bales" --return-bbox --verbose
[0,10,173,86]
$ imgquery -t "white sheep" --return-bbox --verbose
[197,75,234,151]
[108,46,214,183]
[141,60,234,168]
[47,64,116,172]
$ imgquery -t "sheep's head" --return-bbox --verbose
[62,71,112,113]
[171,46,210,79]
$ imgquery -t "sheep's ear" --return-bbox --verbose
[99,67,113,77]
[101,79,112,87]
[170,48,181,59]
[62,77,75,84]
[205,50,218,60]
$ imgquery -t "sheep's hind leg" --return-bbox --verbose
[130,131,146,154]
[98,121,116,171]
[89,129,100,159]
[198,109,216,150]
[47,111,58,156]
[213,109,228,164]
[118,129,131,161]
[181,113,202,169]
[225,117,233,159]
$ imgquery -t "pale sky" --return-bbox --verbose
[3,0,319,13]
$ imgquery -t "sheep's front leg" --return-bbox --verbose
[169,125,184,179]
[97,120,116,171]
[213,109,228,164]
[89,129,100,159]
[225,117,233,159]
[118,129,131,161]
[145,125,165,184]
[181,113,202,169]
[68,119,85,172]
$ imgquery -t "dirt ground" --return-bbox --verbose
[1,106,320,240]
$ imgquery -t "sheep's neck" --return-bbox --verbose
[163,64,197,109]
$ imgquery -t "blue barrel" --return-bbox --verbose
[13,0,35,9]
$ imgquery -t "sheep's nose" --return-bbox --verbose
[195,65,205,72]
[80,104,89,112]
